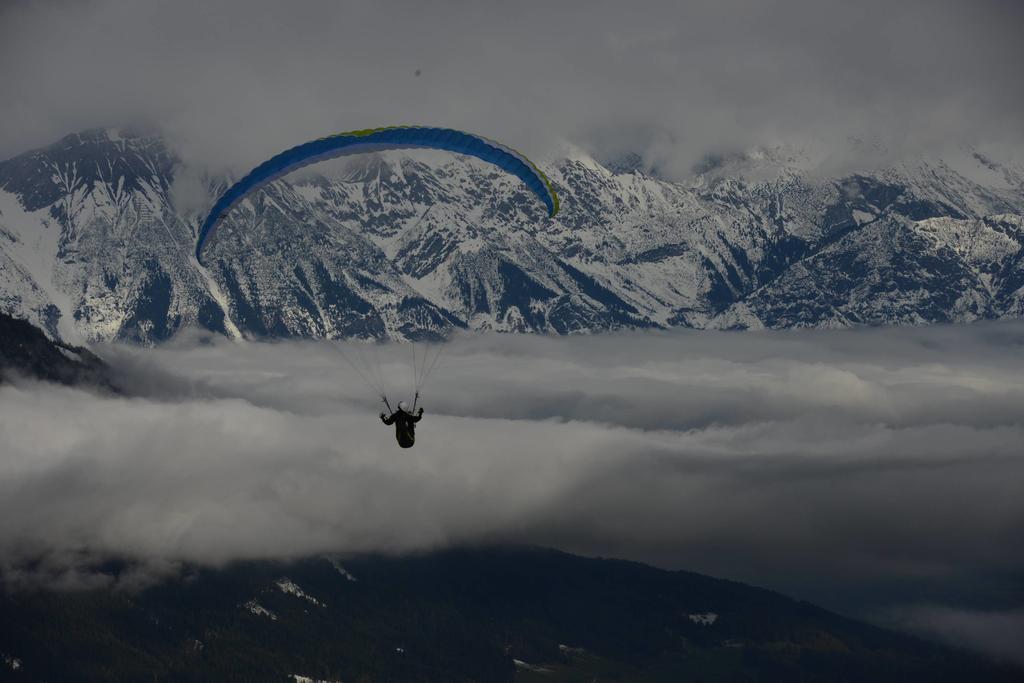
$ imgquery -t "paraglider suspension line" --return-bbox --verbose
[329,340,388,399]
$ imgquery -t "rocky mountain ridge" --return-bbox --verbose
[1,128,1022,344]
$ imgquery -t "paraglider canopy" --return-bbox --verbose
[195,125,560,262]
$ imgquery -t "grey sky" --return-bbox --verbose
[1,0,1021,175]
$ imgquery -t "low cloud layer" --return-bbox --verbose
[888,606,1024,666]
[1,0,1022,174]
[2,323,1024,641]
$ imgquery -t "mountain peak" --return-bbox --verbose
[0,128,1022,344]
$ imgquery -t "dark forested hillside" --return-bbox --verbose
[0,311,113,389]
[1,547,1018,682]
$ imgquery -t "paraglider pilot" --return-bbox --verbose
[380,397,424,449]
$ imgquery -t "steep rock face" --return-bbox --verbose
[711,212,1024,329]
[0,129,1022,344]
[0,130,225,343]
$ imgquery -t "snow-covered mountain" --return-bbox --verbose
[1,128,1022,344]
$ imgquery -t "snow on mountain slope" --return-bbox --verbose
[0,128,1021,343]
[0,130,230,343]
[0,190,67,340]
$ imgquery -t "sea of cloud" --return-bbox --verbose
[1,322,1023,659]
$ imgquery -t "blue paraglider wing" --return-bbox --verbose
[195,126,560,261]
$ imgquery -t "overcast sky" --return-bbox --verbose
[1,0,1022,175]
[2,322,1024,661]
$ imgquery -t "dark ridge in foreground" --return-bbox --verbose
[1,547,1018,682]
[0,311,114,390]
